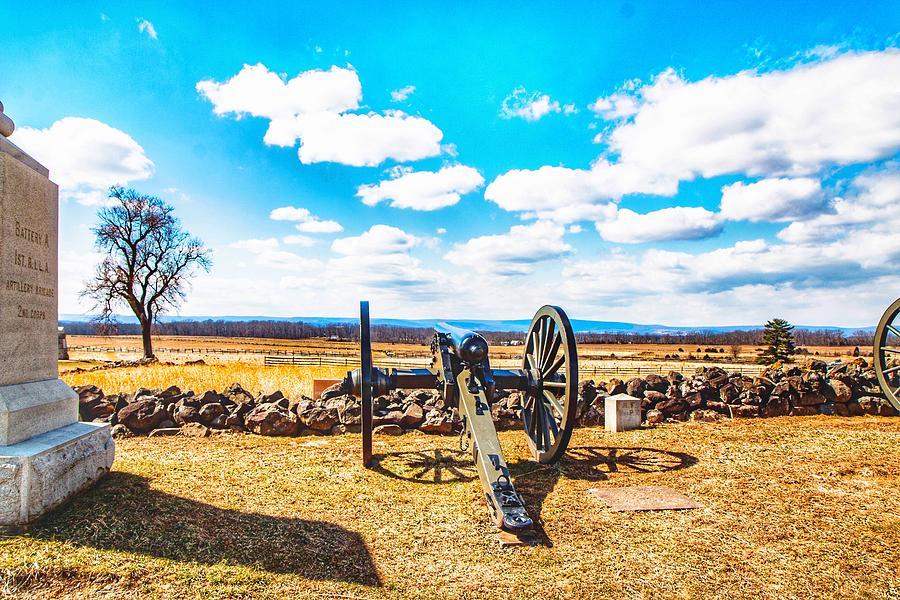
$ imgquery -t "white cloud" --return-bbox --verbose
[198,64,444,166]
[289,110,443,166]
[596,50,900,180]
[10,117,154,206]
[489,49,900,225]
[778,169,900,243]
[282,234,316,247]
[391,85,416,102]
[230,238,320,271]
[484,161,677,219]
[720,177,824,222]
[445,221,573,275]
[596,206,722,243]
[137,18,157,40]
[269,205,343,233]
[295,219,343,233]
[197,64,361,120]
[500,87,564,121]
[436,228,447,235]
[331,224,420,256]
[356,165,484,210]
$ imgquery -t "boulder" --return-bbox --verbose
[625,378,646,398]
[245,404,299,436]
[644,373,668,393]
[790,406,818,417]
[110,424,132,438]
[321,380,350,400]
[225,413,245,431]
[373,424,404,436]
[118,398,168,433]
[857,396,880,415]
[181,422,210,437]
[762,396,789,417]
[199,403,226,424]
[148,427,181,437]
[419,410,454,434]
[373,410,404,426]
[690,409,723,423]
[733,405,760,418]
[174,404,202,426]
[645,409,664,424]
[299,405,339,432]
[578,380,598,405]
[400,403,424,427]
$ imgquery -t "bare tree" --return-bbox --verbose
[82,187,212,358]
[729,343,742,361]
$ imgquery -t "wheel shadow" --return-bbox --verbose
[27,472,381,586]
[370,448,476,484]
[510,446,698,546]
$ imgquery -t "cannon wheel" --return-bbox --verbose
[521,305,579,464]
[360,301,374,467]
[874,298,900,412]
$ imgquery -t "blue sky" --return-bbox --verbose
[1,1,899,326]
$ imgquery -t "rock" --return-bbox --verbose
[645,409,664,424]
[181,422,210,437]
[643,390,666,406]
[224,383,255,403]
[174,404,202,426]
[706,401,730,414]
[209,415,227,429]
[644,373,668,393]
[733,405,760,418]
[373,424,404,436]
[373,410,404,426]
[337,398,362,426]
[330,424,346,435]
[419,410,454,434]
[110,424,132,438]
[245,404,299,436]
[321,380,349,400]
[790,406,818,417]
[225,413,245,430]
[828,380,853,403]
[796,390,828,407]
[579,406,602,427]
[258,391,288,409]
[857,396,880,415]
[199,403,226,424]
[400,403,424,427]
[118,398,168,433]
[690,409,723,423]
[300,406,339,431]
[656,398,688,416]
[625,378,646,398]
[148,427,181,437]
[877,400,898,417]
[606,379,626,396]
[579,380,598,405]
[762,396,789,417]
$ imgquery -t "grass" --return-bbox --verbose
[61,363,350,399]
[1,417,898,599]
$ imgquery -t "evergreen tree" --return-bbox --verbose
[756,318,796,364]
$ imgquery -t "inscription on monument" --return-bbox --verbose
[0,144,59,386]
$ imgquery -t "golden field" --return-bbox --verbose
[1,417,898,599]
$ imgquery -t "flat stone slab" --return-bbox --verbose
[588,486,702,511]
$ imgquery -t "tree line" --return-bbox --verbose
[59,318,874,347]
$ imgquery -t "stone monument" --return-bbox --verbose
[0,101,113,532]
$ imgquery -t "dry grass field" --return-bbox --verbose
[61,335,868,396]
[1,417,898,599]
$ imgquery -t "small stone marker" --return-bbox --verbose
[0,103,114,532]
[605,393,641,432]
[589,486,702,511]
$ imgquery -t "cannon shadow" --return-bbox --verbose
[28,472,381,586]
[370,448,477,484]
[510,446,699,546]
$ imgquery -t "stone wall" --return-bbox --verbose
[73,358,896,440]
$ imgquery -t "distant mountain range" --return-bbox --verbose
[59,314,875,335]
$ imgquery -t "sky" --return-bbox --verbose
[1,1,899,327]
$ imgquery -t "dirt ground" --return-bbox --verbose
[2,417,898,599]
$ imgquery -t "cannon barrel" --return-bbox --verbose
[435,322,489,364]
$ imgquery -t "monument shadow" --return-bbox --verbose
[29,472,381,586]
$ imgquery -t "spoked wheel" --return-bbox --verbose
[874,298,900,412]
[359,301,374,467]
[521,305,579,464]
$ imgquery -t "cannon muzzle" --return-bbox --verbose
[435,322,489,364]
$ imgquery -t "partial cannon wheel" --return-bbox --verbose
[874,298,900,412]
[359,301,374,466]
[521,305,579,464]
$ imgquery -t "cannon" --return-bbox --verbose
[341,301,578,532]
[874,298,900,412]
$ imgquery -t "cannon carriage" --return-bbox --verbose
[341,301,578,532]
